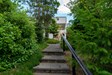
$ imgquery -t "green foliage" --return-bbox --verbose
[0,43,47,75]
[18,0,60,42]
[0,0,16,13]
[0,0,38,71]
[46,39,59,44]
[68,0,112,74]
[35,22,44,43]
[23,0,60,39]
[60,39,69,50]
[48,19,59,36]
[97,70,112,75]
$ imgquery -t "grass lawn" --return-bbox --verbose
[0,43,48,75]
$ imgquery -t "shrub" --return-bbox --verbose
[46,39,59,44]
[0,43,48,75]
[0,0,37,71]
[68,0,112,74]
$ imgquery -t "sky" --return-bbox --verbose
[55,0,73,23]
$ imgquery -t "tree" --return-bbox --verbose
[48,19,59,37]
[21,0,60,42]
[67,0,112,74]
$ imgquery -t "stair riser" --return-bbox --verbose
[34,69,71,73]
[34,73,71,75]
[43,52,64,55]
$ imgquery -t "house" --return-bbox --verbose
[55,17,67,29]
[54,17,67,40]
[48,16,67,40]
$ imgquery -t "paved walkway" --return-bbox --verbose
[33,44,71,75]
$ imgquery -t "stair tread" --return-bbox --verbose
[42,55,65,60]
[34,63,69,70]
[34,73,71,75]
[43,44,63,53]
[43,49,63,53]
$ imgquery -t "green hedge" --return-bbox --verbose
[0,0,37,71]
[0,43,48,75]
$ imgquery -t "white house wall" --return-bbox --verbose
[55,17,67,24]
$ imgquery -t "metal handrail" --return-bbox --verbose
[62,35,92,75]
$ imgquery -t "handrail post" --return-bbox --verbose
[72,55,76,75]
[62,33,65,52]
[63,38,65,52]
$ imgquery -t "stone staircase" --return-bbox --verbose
[33,44,71,75]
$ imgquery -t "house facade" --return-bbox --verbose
[48,16,67,40]
[54,17,67,40]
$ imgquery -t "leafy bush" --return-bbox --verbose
[0,43,48,75]
[0,0,37,71]
[46,39,59,44]
[48,19,59,37]
[68,0,112,74]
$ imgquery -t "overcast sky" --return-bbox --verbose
[55,0,73,23]
[57,0,71,13]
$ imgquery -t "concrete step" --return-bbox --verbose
[34,73,71,75]
[43,51,64,55]
[33,63,71,73]
[41,55,66,63]
[43,48,63,52]
[43,44,64,55]
[43,48,64,55]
